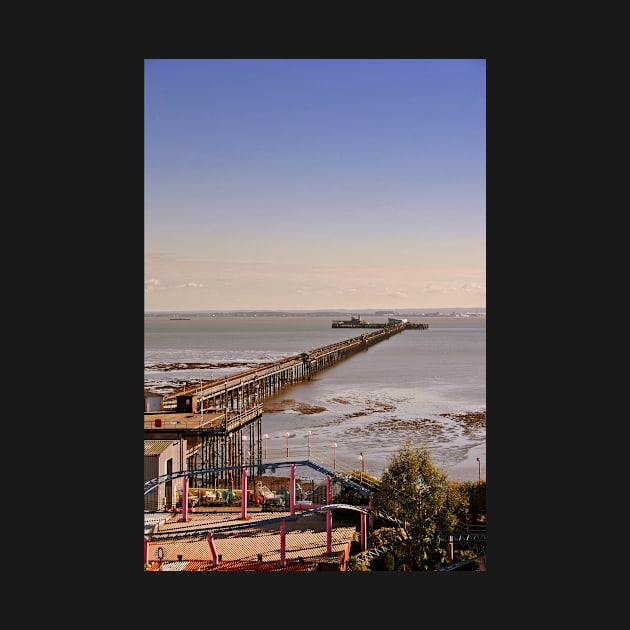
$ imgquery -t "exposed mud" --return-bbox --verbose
[265,398,485,430]
[262,399,327,415]
[146,362,255,372]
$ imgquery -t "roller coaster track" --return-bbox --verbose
[145,459,373,546]
[352,544,393,566]
[144,459,373,498]
[350,516,486,567]
[148,503,369,542]
[438,555,486,571]
[350,537,486,569]
[144,458,485,568]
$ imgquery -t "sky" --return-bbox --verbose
[145,59,485,312]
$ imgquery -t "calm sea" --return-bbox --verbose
[144,315,486,483]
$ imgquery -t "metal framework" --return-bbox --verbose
[144,457,486,570]
[144,459,374,497]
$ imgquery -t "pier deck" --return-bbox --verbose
[145,322,428,487]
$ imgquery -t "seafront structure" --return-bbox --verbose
[143,320,468,572]
[143,459,485,572]
[331,315,429,329]
[145,321,429,487]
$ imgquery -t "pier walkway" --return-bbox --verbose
[159,321,425,414]
[145,321,428,489]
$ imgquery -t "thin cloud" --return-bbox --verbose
[385,289,409,299]
[460,283,484,293]
[145,278,161,293]
[423,284,443,294]
[175,281,205,289]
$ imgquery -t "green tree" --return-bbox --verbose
[335,470,380,505]
[457,480,486,525]
[369,439,467,570]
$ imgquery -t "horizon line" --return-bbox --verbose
[145,307,487,314]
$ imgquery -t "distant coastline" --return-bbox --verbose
[147,309,486,318]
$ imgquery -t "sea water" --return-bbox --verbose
[144,315,485,482]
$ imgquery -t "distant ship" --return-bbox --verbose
[170,317,191,320]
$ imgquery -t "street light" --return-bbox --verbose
[199,373,204,421]
[476,457,481,483]
[306,430,312,458]
[285,431,290,458]
[263,433,269,462]
[332,442,337,471]
[359,452,364,484]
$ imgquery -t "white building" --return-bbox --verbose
[144,439,187,511]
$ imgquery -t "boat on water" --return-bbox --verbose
[170,317,191,320]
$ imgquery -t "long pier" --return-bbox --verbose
[145,321,427,488]
[160,322,421,414]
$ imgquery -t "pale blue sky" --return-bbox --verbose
[145,59,485,312]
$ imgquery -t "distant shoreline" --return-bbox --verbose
[146,310,486,318]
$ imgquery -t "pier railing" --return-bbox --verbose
[161,324,419,413]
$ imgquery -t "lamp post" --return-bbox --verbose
[285,431,290,458]
[229,435,234,491]
[263,433,269,462]
[306,430,311,459]
[170,421,182,507]
[476,457,481,483]
[242,434,250,505]
[332,442,337,472]
[199,372,204,419]
[359,452,364,484]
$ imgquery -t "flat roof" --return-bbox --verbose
[144,411,225,431]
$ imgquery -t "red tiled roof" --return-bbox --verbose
[149,559,319,571]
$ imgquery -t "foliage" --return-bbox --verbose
[335,470,380,505]
[457,548,479,562]
[369,439,468,570]
[372,551,395,571]
[349,530,362,556]
[452,548,481,571]
[366,527,406,570]
[345,470,381,492]
[456,480,486,523]
[347,556,371,571]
